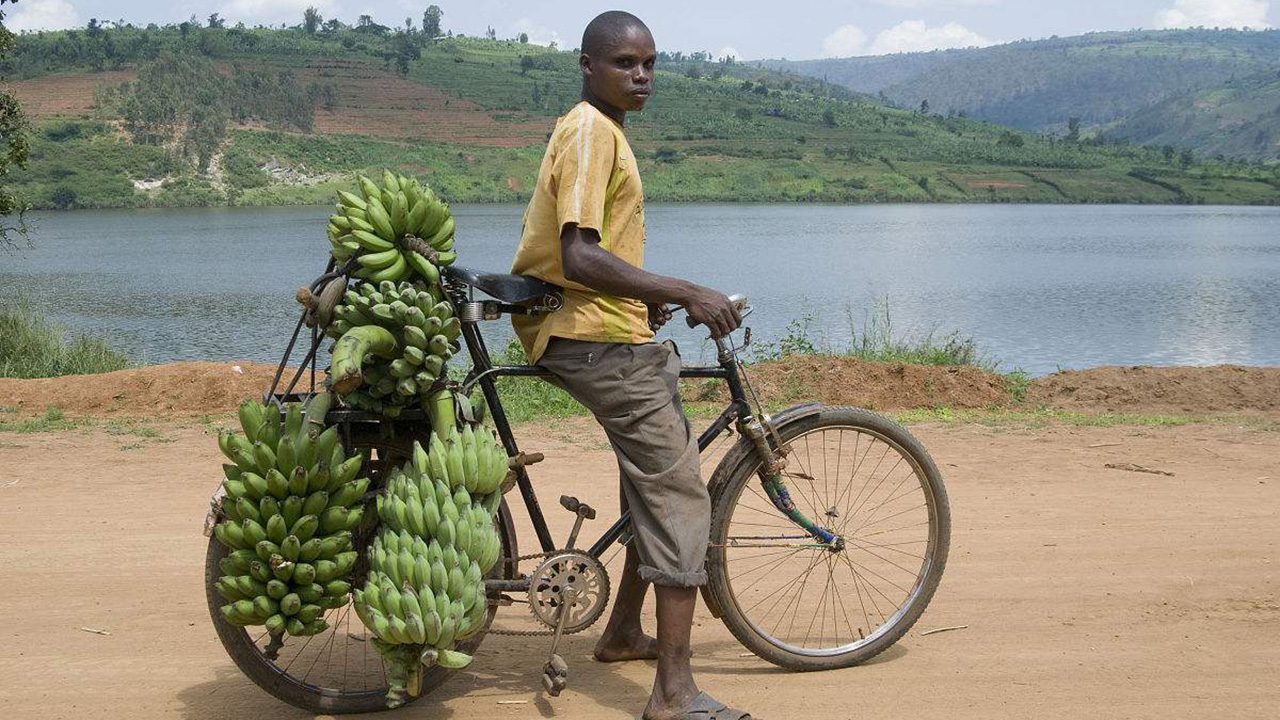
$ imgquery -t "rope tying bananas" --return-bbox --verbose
[212,398,368,637]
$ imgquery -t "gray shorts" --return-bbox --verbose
[537,338,710,587]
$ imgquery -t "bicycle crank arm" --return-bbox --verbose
[541,586,578,696]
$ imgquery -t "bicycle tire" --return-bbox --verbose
[205,433,518,713]
[706,406,950,671]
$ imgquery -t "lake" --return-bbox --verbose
[3,203,1279,376]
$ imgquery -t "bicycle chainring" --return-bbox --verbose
[527,552,610,634]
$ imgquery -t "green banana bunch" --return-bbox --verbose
[325,279,461,419]
[352,407,507,707]
[327,171,456,285]
[214,398,370,637]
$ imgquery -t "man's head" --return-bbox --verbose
[580,11,655,113]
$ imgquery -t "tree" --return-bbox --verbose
[519,32,528,44]
[519,55,534,75]
[393,31,420,75]
[0,0,30,252]
[207,13,224,29]
[486,26,496,40]
[1179,148,1194,168]
[303,7,322,34]
[1066,116,1081,143]
[919,99,930,115]
[685,65,702,80]
[358,15,374,28]
[532,82,542,107]
[822,108,836,127]
[422,5,442,38]
[1162,145,1176,162]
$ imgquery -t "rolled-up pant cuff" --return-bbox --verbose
[640,565,707,588]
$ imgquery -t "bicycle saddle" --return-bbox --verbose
[442,264,559,304]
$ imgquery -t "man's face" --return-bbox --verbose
[582,26,656,111]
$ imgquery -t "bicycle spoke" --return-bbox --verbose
[733,547,809,597]
[840,552,910,605]
[842,463,916,536]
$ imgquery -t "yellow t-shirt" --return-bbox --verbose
[510,101,654,363]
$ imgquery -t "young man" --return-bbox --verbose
[509,10,753,720]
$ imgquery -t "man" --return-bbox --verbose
[510,10,753,720]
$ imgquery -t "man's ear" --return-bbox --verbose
[579,53,592,79]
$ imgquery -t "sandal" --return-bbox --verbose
[647,691,756,720]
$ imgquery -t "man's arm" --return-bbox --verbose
[560,223,741,338]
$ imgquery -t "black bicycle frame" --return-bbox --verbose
[458,321,752,561]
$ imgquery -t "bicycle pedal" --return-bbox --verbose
[541,653,569,696]
[559,495,596,520]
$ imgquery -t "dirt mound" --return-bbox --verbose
[689,355,1012,411]
[0,362,301,417]
[1028,364,1280,414]
[6,359,1279,419]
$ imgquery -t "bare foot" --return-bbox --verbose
[593,630,659,662]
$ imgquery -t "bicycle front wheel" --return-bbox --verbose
[706,406,950,671]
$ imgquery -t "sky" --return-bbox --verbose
[6,0,1277,60]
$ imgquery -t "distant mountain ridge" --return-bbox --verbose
[761,29,1280,160]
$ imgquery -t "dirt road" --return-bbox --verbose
[1,417,1276,719]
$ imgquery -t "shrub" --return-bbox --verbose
[0,300,131,378]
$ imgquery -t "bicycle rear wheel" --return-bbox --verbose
[706,406,949,671]
[206,436,517,713]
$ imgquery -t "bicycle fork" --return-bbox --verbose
[738,414,842,549]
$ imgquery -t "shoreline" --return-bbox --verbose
[25,196,1280,213]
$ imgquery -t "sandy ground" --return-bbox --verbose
[1,416,1277,720]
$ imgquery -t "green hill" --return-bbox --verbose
[763,29,1280,147]
[1106,68,1280,161]
[3,23,1278,210]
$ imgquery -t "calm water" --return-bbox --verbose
[3,203,1278,376]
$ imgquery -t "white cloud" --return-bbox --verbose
[8,0,81,32]
[217,0,340,27]
[822,20,993,57]
[821,24,869,57]
[871,0,999,6]
[1155,0,1272,29]
[512,17,562,47]
[717,46,741,61]
[867,20,995,54]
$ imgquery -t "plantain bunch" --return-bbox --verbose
[212,398,368,637]
[351,388,510,707]
[324,278,462,418]
[328,170,457,285]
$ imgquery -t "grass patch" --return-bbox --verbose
[894,406,1279,430]
[104,424,162,438]
[0,406,77,433]
[748,300,993,370]
[0,300,132,379]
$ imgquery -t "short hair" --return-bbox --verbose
[581,11,651,57]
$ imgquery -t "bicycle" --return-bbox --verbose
[203,262,951,713]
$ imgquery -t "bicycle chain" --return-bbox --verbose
[485,550,603,637]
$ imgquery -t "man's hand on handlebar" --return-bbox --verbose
[683,285,742,338]
[647,302,674,332]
